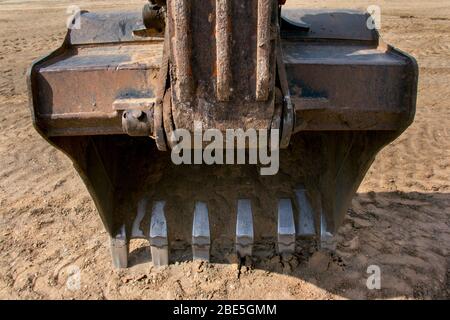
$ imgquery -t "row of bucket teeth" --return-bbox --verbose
[110,188,335,269]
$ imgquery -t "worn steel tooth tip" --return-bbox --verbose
[236,199,254,258]
[277,198,296,254]
[131,197,147,239]
[192,201,211,261]
[295,187,316,236]
[149,201,169,267]
[110,224,128,269]
[320,211,336,252]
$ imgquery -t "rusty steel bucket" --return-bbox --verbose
[28,1,418,268]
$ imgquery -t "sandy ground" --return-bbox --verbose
[0,0,449,300]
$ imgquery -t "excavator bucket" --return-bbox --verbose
[27,1,418,268]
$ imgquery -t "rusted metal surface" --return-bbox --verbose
[122,109,154,136]
[142,1,166,33]
[280,9,377,41]
[284,43,417,131]
[29,10,164,137]
[166,0,277,133]
[276,36,294,148]
[113,97,156,111]
[34,44,161,136]
[154,25,171,151]
[215,0,232,102]
[70,11,149,45]
[169,0,193,103]
[28,7,418,138]
[256,0,273,101]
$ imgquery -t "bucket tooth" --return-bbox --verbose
[277,199,296,254]
[110,224,128,269]
[131,198,147,239]
[192,201,211,261]
[236,199,254,258]
[295,187,316,236]
[320,210,336,252]
[149,201,169,267]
